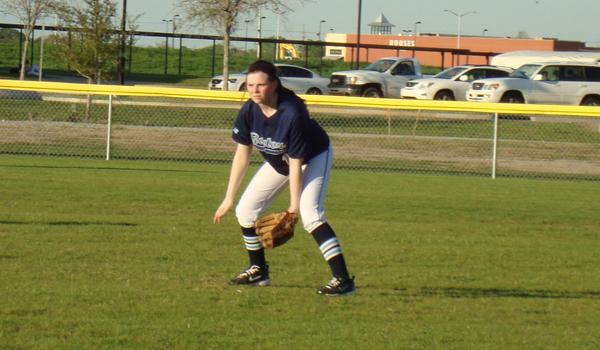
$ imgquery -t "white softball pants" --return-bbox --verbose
[235,144,333,233]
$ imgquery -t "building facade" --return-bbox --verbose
[325,16,589,68]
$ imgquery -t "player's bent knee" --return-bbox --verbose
[300,206,326,232]
[303,218,326,233]
[235,206,259,228]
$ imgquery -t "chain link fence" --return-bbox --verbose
[2,87,600,181]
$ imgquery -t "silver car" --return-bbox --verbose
[401,65,513,101]
[208,64,330,95]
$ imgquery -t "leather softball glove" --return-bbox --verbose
[255,211,298,249]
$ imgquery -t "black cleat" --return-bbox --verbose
[229,265,270,286]
[317,276,356,296]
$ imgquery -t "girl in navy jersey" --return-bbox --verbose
[213,60,355,296]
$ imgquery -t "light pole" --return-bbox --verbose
[118,0,127,84]
[444,9,476,49]
[244,20,251,51]
[317,19,326,41]
[257,15,266,59]
[482,28,489,37]
[413,21,421,39]
[162,19,173,75]
[39,24,45,81]
[413,21,421,58]
[172,14,180,49]
[275,9,283,60]
[316,20,326,71]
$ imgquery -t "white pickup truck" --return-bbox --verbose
[328,57,422,98]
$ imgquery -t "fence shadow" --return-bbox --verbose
[392,286,600,300]
[0,220,138,227]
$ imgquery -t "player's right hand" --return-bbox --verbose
[213,198,234,224]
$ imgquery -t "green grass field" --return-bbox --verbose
[1,155,600,349]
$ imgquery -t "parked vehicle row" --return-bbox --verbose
[466,62,600,106]
[208,58,600,107]
[401,65,513,101]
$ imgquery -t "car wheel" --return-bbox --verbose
[306,88,322,95]
[500,92,525,103]
[362,87,383,98]
[499,92,529,120]
[434,91,455,101]
[239,83,247,92]
[581,96,600,106]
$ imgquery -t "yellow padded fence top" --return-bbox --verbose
[2,79,600,118]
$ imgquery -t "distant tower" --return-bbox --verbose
[368,13,395,35]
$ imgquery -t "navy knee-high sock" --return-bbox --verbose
[311,223,350,280]
[241,226,266,268]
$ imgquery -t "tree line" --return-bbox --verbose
[0,0,307,85]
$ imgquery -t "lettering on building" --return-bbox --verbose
[389,39,416,47]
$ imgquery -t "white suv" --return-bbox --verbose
[466,62,600,105]
[401,65,513,101]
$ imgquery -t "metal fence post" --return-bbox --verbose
[106,95,113,160]
[39,25,45,81]
[385,108,391,135]
[491,112,499,179]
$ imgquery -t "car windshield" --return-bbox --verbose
[434,67,468,79]
[362,59,395,72]
[510,64,542,79]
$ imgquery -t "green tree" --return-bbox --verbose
[0,0,58,80]
[53,0,119,120]
[53,0,119,84]
[0,28,20,41]
[177,0,306,90]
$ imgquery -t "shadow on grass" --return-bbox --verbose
[0,163,219,174]
[394,287,600,300]
[267,284,600,299]
[0,220,138,227]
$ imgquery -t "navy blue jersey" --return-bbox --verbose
[232,91,329,175]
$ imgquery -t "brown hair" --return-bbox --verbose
[247,60,297,97]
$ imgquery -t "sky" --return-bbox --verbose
[2,0,600,47]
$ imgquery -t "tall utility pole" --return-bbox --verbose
[118,0,127,84]
[162,19,173,74]
[413,21,421,58]
[355,0,362,69]
[172,14,180,49]
[275,10,282,60]
[257,13,266,59]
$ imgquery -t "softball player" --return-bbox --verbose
[213,60,355,296]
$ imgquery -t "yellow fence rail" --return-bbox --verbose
[2,78,600,181]
[2,79,600,118]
